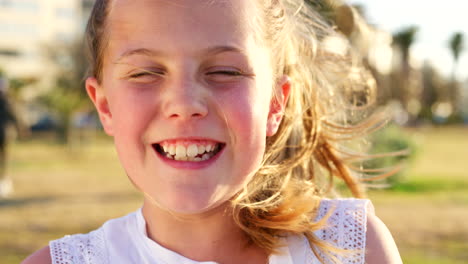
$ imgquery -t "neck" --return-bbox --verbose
[141,199,268,264]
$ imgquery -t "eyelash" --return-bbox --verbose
[207,70,243,76]
[129,70,243,79]
[128,71,162,79]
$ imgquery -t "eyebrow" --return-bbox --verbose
[114,48,162,63]
[202,45,245,55]
[114,45,245,63]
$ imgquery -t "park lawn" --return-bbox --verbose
[0,126,467,263]
[1,136,142,263]
[369,126,468,264]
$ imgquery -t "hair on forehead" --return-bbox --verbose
[204,0,236,7]
[111,0,233,9]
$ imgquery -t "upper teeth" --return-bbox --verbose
[161,142,217,160]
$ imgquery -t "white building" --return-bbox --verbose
[0,0,83,90]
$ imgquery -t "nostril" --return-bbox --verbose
[168,113,203,119]
[164,99,208,119]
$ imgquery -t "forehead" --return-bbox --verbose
[108,0,254,21]
[106,0,262,57]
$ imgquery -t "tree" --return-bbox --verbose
[393,26,418,76]
[449,32,465,80]
[420,62,444,121]
[40,37,91,144]
[392,26,419,120]
[448,32,465,116]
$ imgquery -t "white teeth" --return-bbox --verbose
[175,155,187,161]
[187,144,198,157]
[197,145,205,154]
[158,142,221,162]
[175,145,186,157]
[169,145,176,155]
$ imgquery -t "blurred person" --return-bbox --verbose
[0,75,18,198]
[23,0,402,263]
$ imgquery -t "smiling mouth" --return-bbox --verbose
[152,140,225,162]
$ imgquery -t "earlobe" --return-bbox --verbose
[85,77,114,136]
[266,75,291,137]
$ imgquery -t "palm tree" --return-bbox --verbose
[393,26,418,76]
[449,32,465,81]
[392,26,419,118]
[448,32,464,116]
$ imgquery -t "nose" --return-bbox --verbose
[161,78,208,121]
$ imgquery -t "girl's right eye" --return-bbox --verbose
[129,72,151,78]
[126,70,164,83]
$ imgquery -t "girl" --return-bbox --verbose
[23,0,402,263]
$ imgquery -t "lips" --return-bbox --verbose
[152,139,225,162]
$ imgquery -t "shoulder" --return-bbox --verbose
[365,213,403,264]
[26,228,107,264]
[316,198,372,223]
[37,210,138,264]
[21,246,51,264]
[318,197,371,211]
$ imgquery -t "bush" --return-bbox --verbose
[363,124,417,187]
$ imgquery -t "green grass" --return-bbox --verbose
[1,135,142,262]
[368,126,468,264]
[1,127,467,263]
[389,176,468,193]
[403,254,466,264]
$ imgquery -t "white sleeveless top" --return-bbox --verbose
[49,198,373,264]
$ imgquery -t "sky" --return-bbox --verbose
[347,0,468,81]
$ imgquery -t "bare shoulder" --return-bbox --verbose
[21,246,52,264]
[365,212,402,264]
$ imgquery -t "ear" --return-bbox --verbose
[85,77,114,136]
[266,75,291,137]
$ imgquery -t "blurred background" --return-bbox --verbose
[0,0,466,263]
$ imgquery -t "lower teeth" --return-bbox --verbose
[168,152,213,161]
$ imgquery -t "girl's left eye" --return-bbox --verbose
[205,67,251,83]
[207,70,243,76]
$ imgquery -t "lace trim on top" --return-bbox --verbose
[49,229,108,264]
[48,199,371,264]
[312,198,372,264]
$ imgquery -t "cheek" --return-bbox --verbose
[106,86,158,153]
[220,85,271,146]
[107,88,158,179]
[109,86,155,126]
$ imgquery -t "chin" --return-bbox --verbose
[148,190,231,216]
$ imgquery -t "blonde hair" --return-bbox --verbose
[231,0,381,260]
[85,0,382,261]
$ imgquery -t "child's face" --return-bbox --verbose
[87,0,288,214]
